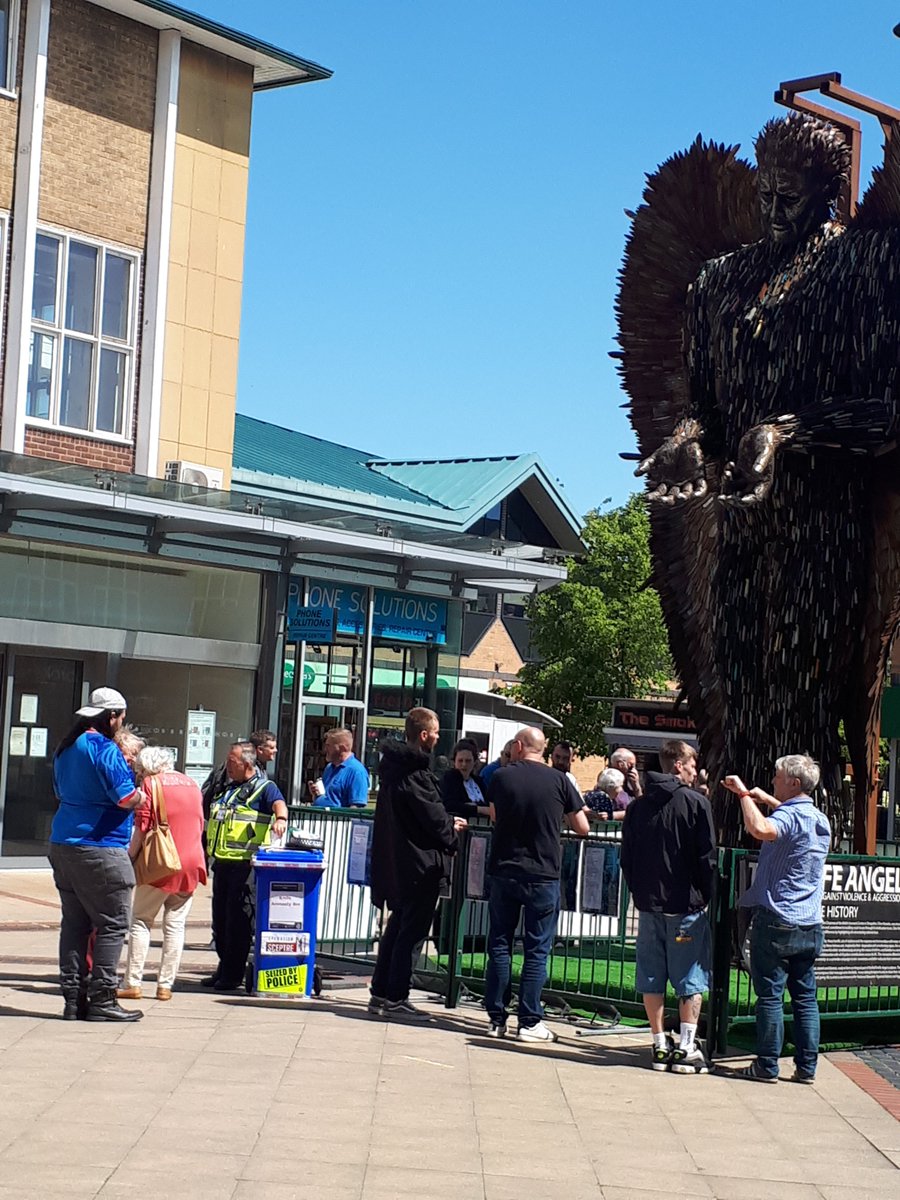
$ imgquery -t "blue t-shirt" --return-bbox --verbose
[315,755,370,808]
[50,731,137,848]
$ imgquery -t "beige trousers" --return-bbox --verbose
[123,885,193,989]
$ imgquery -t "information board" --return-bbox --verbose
[816,861,900,988]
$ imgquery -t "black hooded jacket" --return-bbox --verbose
[620,771,717,914]
[370,741,459,909]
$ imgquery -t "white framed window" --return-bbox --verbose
[0,0,20,95]
[26,229,139,439]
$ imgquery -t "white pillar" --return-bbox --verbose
[0,0,51,454]
[133,28,181,477]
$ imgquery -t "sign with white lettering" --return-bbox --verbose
[287,580,448,645]
[260,931,310,957]
[816,861,900,988]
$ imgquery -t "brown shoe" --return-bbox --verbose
[116,986,142,1000]
[155,987,172,1001]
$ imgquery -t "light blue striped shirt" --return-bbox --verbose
[740,795,831,924]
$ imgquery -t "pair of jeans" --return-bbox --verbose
[211,859,254,986]
[370,871,442,1003]
[124,885,194,989]
[750,906,825,1078]
[48,842,135,996]
[485,873,560,1028]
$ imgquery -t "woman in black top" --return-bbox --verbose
[440,739,490,818]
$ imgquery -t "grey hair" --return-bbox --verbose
[775,754,820,793]
[610,748,635,767]
[135,745,175,776]
[233,741,257,765]
[598,768,625,793]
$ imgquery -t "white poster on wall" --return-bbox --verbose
[186,710,216,765]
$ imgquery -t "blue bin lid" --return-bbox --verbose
[253,847,325,867]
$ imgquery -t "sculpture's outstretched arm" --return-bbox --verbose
[720,396,899,507]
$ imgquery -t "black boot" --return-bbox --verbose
[86,987,143,1022]
[62,989,88,1021]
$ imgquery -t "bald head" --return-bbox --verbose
[510,726,546,762]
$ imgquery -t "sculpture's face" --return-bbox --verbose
[758,167,830,248]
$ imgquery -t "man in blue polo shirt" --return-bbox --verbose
[723,754,831,1084]
[310,728,370,808]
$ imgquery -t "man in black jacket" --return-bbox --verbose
[369,707,466,1022]
[621,738,716,1074]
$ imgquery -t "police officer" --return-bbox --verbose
[203,741,287,991]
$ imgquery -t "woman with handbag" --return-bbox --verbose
[118,745,206,1002]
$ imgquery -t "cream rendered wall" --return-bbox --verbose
[157,41,251,486]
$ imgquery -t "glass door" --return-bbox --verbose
[294,701,366,804]
[2,653,82,856]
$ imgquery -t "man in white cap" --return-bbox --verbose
[48,687,145,1022]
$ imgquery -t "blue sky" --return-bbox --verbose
[197,1,900,522]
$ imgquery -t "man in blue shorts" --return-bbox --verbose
[621,738,717,1073]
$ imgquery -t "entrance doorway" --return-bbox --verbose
[295,702,366,803]
[1,654,82,856]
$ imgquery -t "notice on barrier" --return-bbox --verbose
[261,931,310,957]
[347,820,372,886]
[816,861,900,988]
[581,844,621,916]
[466,834,489,899]
[269,882,304,930]
[257,964,307,994]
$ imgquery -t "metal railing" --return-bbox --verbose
[289,805,900,1050]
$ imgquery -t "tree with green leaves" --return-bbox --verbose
[515,494,672,755]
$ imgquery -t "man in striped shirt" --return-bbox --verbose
[723,755,831,1084]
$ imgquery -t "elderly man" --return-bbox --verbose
[204,742,287,991]
[310,728,369,808]
[621,738,716,1073]
[609,746,642,804]
[723,755,831,1084]
[485,727,589,1042]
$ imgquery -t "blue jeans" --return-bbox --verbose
[750,906,824,1079]
[485,873,559,1028]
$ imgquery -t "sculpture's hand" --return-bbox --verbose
[719,423,780,508]
[635,420,707,506]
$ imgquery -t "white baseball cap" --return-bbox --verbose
[76,686,127,717]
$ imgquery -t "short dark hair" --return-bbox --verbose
[451,738,478,760]
[659,739,696,773]
[553,740,574,752]
[249,729,276,747]
[405,707,438,740]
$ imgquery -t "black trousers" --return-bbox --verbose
[211,859,254,985]
[49,843,134,996]
[370,871,442,1003]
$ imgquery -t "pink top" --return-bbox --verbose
[137,771,207,894]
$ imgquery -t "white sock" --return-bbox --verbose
[652,1032,668,1050]
[679,1022,697,1050]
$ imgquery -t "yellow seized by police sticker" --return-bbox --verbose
[257,964,308,994]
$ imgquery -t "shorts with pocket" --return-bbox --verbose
[635,910,710,996]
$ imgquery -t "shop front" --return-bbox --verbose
[278,577,463,801]
[0,537,262,860]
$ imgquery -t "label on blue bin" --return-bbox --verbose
[258,964,307,994]
[261,931,310,957]
[269,882,304,929]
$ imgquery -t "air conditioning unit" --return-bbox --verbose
[164,460,224,490]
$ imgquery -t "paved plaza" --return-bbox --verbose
[0,871,897,1200]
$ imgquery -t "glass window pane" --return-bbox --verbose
[97,348,127,433]
[26,331,55,420]
[32,235,59,323]
[102,254,131,340]
[65,242,98,334]
[0,3,9,89]
[58,338,93,430]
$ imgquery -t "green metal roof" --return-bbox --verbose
[233,415,445,506]
[92,1,332,90]
[370,456,524,511]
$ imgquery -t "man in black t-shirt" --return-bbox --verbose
[484,727,589,1043]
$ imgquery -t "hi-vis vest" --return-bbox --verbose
[207,776,274,863]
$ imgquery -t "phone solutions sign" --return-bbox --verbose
[287,579,448,645]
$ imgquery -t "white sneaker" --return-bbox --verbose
[671,1042,710,1075]
[518,1020,556,1043]
[487,1021,507,1038]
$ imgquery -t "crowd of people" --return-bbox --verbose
[44,687,832,1084]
